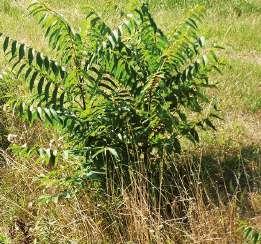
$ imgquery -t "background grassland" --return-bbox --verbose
[0,0,260,243]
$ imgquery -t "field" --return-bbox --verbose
[0,0,260,243]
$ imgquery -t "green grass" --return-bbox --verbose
[0,0,260,242]
[1,0,260,113]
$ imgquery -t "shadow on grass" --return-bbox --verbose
[148,144,261,218]
[0,110,10,165]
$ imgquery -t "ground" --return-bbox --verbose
[0,0,260,243]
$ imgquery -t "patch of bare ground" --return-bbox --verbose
[221,111,261,145]
[229,50,261,65]
[239,112,261,144]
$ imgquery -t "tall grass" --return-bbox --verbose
[0,0,260,243]
[0,142,260,242]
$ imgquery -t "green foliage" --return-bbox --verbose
[0,2,220,187]
[0,233,9,244]
[242,224,261,243]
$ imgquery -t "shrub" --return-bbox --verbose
[0,1,220,189]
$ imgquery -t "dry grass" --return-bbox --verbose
[0,0,261,243]
[1,141,260,243]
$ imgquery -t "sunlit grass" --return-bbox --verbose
[0,0,260,242]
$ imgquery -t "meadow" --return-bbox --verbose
[0,0,260,243]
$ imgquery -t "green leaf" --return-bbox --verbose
[29,71,38,91]
[38,77,45,95]
[19,43,25,60]
[28,48,34,65]
[51,61,59,76]
[44,108,53,124]
[190,128,199,142]
[44,56,50,70]
[36,52,43,68]
[3,36,9,52]
[37,106,44,120]
[44,81,52,101]
[12,59,22,70]
[18,102,25,115]
[60,67,66,79]
[106,147,119,160]
[25,67,32,79]
[186,18,198,29]
[202,54,208,66]
[205,118,216,130]
[59,92,65,109]
[51,85,59,105]
[11,40,17,57]
[27,105,33,122]
[198,36,205,47]
[17,63,27,76]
